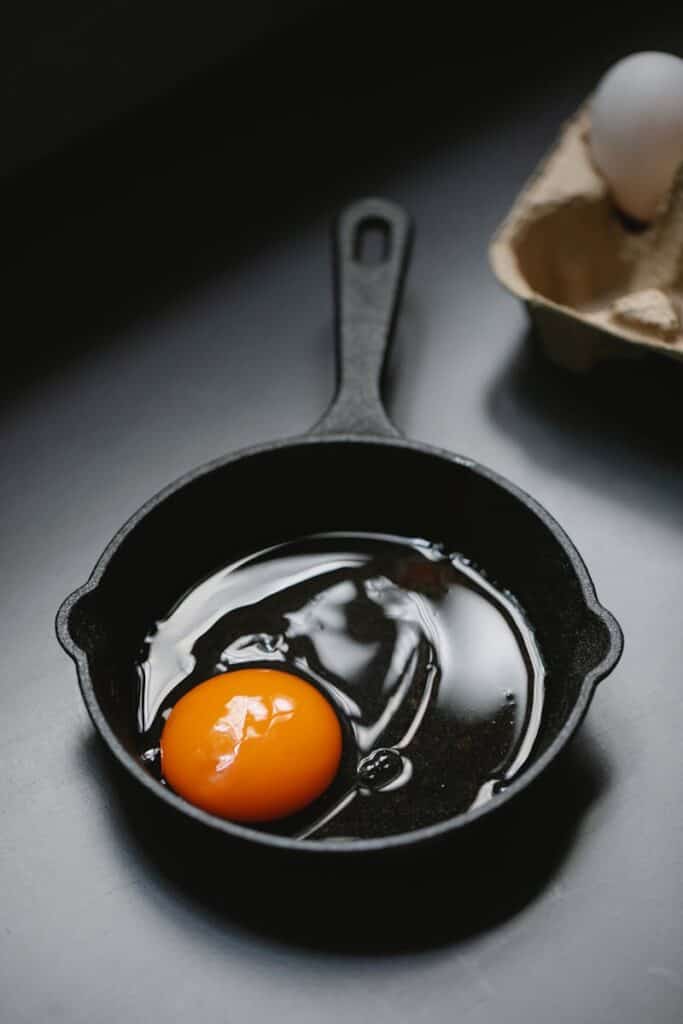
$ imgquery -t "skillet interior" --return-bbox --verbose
[62,435,620,845]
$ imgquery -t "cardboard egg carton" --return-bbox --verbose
[490,108,683,371]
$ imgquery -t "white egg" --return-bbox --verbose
[590,51,683,222]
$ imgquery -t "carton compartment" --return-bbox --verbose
[491,109,683,366]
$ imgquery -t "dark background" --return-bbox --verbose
[2,4,682,1022]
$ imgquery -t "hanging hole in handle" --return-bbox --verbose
[353,216,391,265]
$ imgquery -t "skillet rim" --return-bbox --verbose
[56,432,623,855]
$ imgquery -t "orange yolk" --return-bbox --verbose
[160,668,343,822]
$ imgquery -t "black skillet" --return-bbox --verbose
[57,197,623,856]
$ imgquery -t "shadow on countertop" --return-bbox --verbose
[4,1,678,411]
[486,331,683,534]
[78,724,610,954]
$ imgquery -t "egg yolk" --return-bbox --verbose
[160,668,343,822]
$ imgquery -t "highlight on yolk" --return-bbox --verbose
[160,668,343,822]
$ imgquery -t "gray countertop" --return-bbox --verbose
[2,8,682,1022]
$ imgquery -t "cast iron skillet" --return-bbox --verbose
[57,197,623,856]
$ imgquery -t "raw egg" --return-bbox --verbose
[160,668,343,822]
[590,52,683,222]
[140,534,545,839]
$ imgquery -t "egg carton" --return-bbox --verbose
[490,108,683,371]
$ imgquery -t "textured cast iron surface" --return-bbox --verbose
[57,198,623,855]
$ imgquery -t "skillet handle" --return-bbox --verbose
[311,197,413,437]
